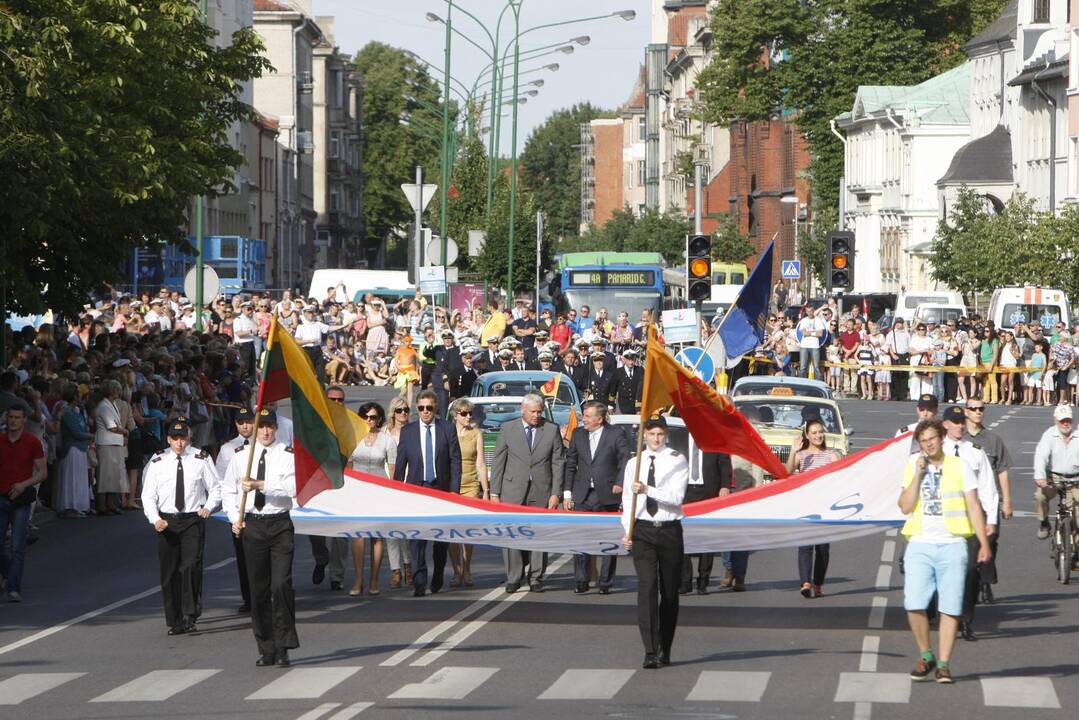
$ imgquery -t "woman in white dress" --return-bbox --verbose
[383,396,412,588]
[93,380,128,515]
[365,299,390,358]
[348,401,396,596]
[56,384,92,517]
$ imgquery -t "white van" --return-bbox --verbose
[912,303,967,326]
[987,286,1070,330]
[896,290,962,323]
[307,269,413,305]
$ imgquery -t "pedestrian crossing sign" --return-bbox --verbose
[781,260,801,280]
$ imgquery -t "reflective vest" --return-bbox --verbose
[901,455,974,538]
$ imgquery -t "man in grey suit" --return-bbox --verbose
[564,401,630,594]
[490,392,566,593]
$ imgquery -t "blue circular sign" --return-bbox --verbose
[675,347,716,385]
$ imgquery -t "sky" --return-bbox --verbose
[313,0,652,155]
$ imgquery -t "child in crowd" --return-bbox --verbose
[1027,340,1046,406]
[826,339,842,393]
[874,341,892,401]
[857,336,875,400]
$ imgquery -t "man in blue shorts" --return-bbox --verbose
[899,419,992,684]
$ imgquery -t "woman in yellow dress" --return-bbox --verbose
[448,398,488,587]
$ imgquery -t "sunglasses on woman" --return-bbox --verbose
[394,408,409,414]
[457,411,472,416]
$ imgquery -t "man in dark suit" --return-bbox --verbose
[564,401,630,593]
[490,392,566,592]
[393,389,462,596]
[447,348,480,399]
[586,353,615,405]
[680,451,733,594]
[554,348,588,394]
[611,350,643,415]
[433,330,461,410]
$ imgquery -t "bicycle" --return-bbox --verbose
[1047,477,1079,585]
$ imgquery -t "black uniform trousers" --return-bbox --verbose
[232,534,251,607]
[574,493,619,589]
[242,513,299,657]
[962,523,999,623]
[631,520,684,656]
[302,345,325,384]
[680,551,715,589]
[157,514,205,628]
[410,540,448,593]
[238,342,257,381]
[893,354,910,400]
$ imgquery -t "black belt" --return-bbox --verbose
[244,512,290,521]
[160,512,199,520]
[637,518,681,528]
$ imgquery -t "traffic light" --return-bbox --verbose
[687,234,711,303]
[827,231,855,292]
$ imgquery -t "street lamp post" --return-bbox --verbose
[437,4,453,274]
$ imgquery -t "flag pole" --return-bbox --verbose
[236,318,277,534]
[628,323,659,540]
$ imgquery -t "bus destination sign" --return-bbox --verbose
[568,270,655,287]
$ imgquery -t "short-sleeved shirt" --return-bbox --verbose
[903,456,977,544]
[964,427,1011,476]
[0,432,45,495]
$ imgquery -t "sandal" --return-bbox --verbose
[348,586,364,597]
[800,582,812,599]
[368,587,380,596]
[390,570,402,589]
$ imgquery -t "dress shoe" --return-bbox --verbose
[732,577,746,592]
[657,649,670,666]
[678,584,692,595]
[959,622,977,641]
[642,653,659,669]
[574,583,589,594]
[182,617,197,633]
[330,580,342,591]
[413,587,426,597]
[312,562,327,585]
[597,587,611,595]
[429,583,442,595]
[255,654,276,667]
[167,625,187,636]
[529,582,545,593]
[505,582,520,594]
[276,651,291,667]
[696,578,709,595]
[237,603,251,614]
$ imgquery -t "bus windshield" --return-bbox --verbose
[562,289,661,320]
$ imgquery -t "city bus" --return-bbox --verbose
[160,235,267,295]
[712,261,748,286]
[551,251,683,319]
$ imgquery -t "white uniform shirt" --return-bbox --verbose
[222,440,296,522]
[943,437,999,523]
[620,445,689,532]
[1032,426,1079,481]
[231,314,257,344]
[275,415,294,446]
[293,320,329,347]
[140,445,220,525]
[215,434,252,479]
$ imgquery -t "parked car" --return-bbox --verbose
[731,375,834,399]
[470,370,582,427]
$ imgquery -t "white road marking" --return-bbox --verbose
[297,601,368,619]
[981,677,1061,708]
[858,637,879,672]
[295,704,340,720]
[328,701,374,719]
[92,669,221,703]
[247,667,362,700]
[537,669,635,700]
[387,666,498,700]
[0,673,85,705]
[380,586,507,667]
[686,671,771,702]
[834,672,911,703]
[853,702,872,720]
[875,565,892,590]
[867,597,888,629]
[0,557,234,658]
[886,528,898,537]
[880,541,896,563]
[410,554,574,667]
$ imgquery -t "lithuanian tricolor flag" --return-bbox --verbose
[258,319,368,505]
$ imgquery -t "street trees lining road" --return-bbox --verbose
[0,0,271,314]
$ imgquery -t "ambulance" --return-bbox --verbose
[987,286,1070,330]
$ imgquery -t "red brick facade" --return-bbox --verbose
[591,121,625,228]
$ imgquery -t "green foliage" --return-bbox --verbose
[711,213,756,262]
[354,42,444,252]
[519,103,612,240]
[559,207,691,267]
[475,173,548,294]
[696,0,1010,217]
[930,188,1079,299]
[428,130,488,272]
[0,0,271,313]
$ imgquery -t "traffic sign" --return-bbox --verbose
[675,346,716,385]
[661,309,699,344]
[426,237,459,266]
[183,265,220,303]
[781,260,801,280]
[401,183,438,212]
[418,265,447,295]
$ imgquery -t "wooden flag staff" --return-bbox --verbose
[234,319,278,536]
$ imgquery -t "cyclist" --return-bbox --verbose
[941,406,999,642]
[962,397,1013,599]
[1033,405,1079,540]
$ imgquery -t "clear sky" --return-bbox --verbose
[313,0,651,155]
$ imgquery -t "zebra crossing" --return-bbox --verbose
[0,665,1063,711]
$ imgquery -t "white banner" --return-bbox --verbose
[256,435,913,556]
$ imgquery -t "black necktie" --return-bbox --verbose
[954,444,960,457]
[175,455,185,512]
[646,455,658,516]
[254,449,267,511]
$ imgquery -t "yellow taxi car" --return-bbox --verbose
[731,387,852,486]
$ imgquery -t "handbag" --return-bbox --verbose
[9,485,37,507]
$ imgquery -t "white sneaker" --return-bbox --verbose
[7,591,22,603]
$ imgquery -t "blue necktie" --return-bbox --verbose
[424,424,435,484]
[526,425,534,451]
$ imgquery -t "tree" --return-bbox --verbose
[710,213,756,262]
[476,173,548,294]
[519,103,611,241]
[427,125,486,272]
[0,0,271,313]
[354,42,444,257]
[696,0,1010,219]
[557,207,691,267]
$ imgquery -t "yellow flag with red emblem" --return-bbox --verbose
[540,373,561,398]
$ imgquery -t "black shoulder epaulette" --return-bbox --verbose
[285,446,294,454]
[972,442,982,450]
[150,454,162,463]
[669,449,681,457]
[196,450,209,460]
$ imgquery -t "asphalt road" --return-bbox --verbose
[2,391,1077,720]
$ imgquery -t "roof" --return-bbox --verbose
[622,65,646,111]
[963,0,1017,53]
[253,0,292,11]
[844,63,970,126]
[1008,56,1069,86]
[936,123,1013,185]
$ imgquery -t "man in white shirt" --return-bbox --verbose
[223,408,299,667]
[887,318,912,400]
[232,302,259,381]
[1033,404,1079,540]
[214,407,257,612]
[796,305,827,379]
[621,415,689,669]
[141,419,219,636]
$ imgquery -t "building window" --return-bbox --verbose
[1069,136,1078,198]
[1033,0,1050,23]
[638,116,646,141]
[637,160,647,186]
[330,134,340,159]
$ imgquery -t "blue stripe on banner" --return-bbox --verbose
[281,513,904,527]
